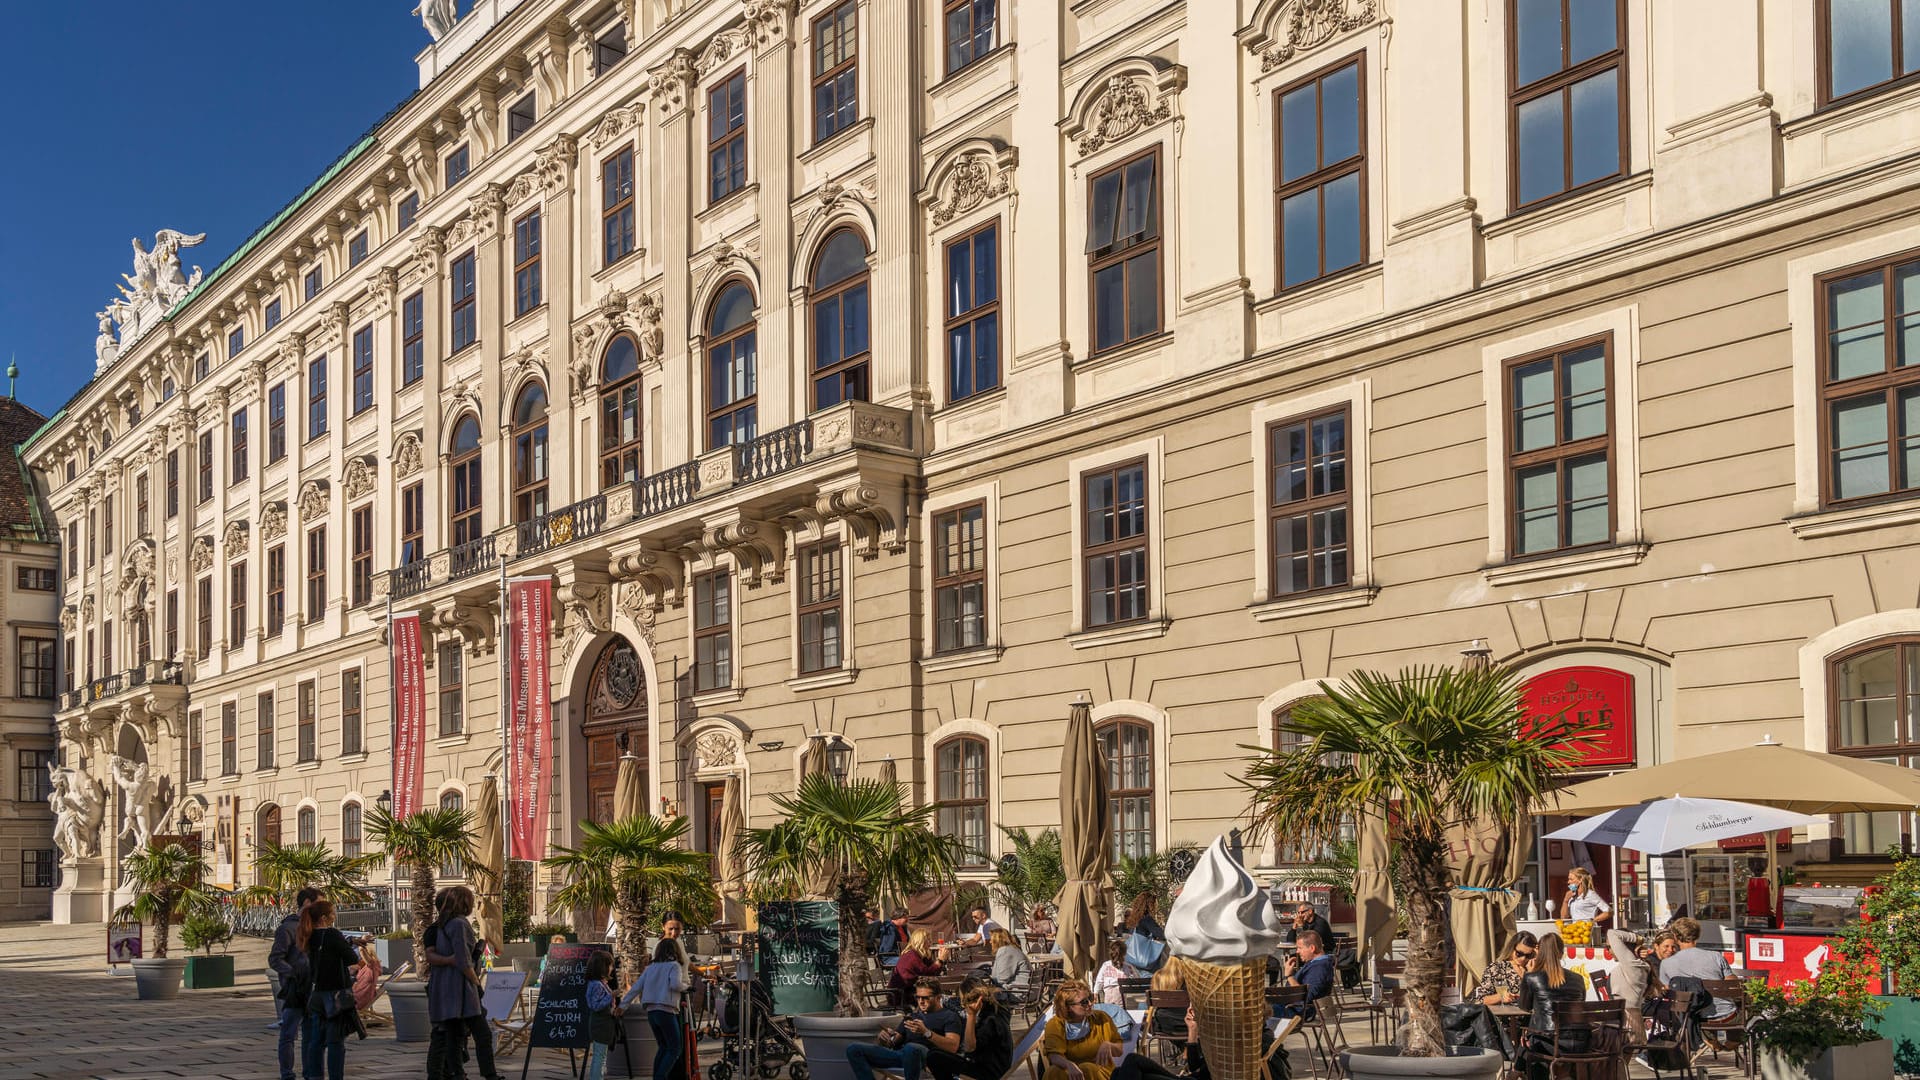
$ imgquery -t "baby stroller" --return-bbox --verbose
[708,979,808,1080]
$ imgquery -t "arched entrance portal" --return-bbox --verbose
[579,637,649,825]
[255,804,281,884]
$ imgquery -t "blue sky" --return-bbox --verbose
[0,2,426,418]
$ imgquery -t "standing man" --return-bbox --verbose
[268,886,324,1080]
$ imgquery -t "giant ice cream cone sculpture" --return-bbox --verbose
[1164,837,1285,1080]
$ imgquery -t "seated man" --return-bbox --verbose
[1657,918,1735,1019]
[1282,904,1335,950]
[925,977,1013,1080]
[846,977,963,1080]
[1275,930,1335,1038]
[957,904,1003,948]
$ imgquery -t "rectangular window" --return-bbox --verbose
[398,192,420,230]
[944,223,1000,401]
[86,510,95,567]
[401,483,425,565]
[1820,251,1920,505]
[693,570,733,692]
[165,589,178,661]
[1275,56,1366,290]
[63,635,73,694]
[227,328,244,359]
[514,211,543,316]
[256,691,275,770]
[228,561,247,650]
[298,681,317,762]
[166,450,180,518]
[602,152,636,266]
[438,643,464,736]
[348,229,369,267]
[21,850,54,889]
[196,576,213,660]
[944,0,997,74]
[196,430,213,503]
[16,567,55,591]
[307,355,329,439]
[134,473,149,536]
[351,325,374,414]
[933,502,988,654]
[264,298,282,330]
[197,352,213,383]
[18,749,53,802]
[303,265,323,301]
[101,620,112,675]
[229,407,249,483]
[595,22,628,73]
[266,545,286,638]
[797,542,844,674]
[221,701,237,775]
[707,71,748,204]
[65,522,76,578]
[508,92,537,141]
[341,669,363,756]
[812,2,859,144]
[1268,407,1351,595]
[402,292,424,386]
[162,377,175,401]
[102,495,113,555]
[1087,150,1163,354]
[1509,0,1626,210]
[444,144,470,188]
[1506,336,1613,556]
[305,527,327,623]
[1822,0,1920,104]
[351,505,373,607]
[267,383,287,463]
[1082,459,1150,627]
[450,251,477,352]
[188,709,203,782]
[18,636,54,699]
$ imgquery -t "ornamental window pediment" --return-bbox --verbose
[1063,58,1187,162]
[921,138,1018,229]
[1238,0,1384,73]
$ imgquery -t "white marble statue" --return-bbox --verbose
[49,766,106,860]
[119,230,205,308]
[94,310,119,371]
[415,0,458,40]
[110,755,159,851]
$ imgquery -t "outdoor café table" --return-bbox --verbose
[1489,1002,1528,1072]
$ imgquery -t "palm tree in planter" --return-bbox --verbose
[364,804,486,973]
[246,840,383,909]
[544,814,717,992]
[116,841,216,1000]
[1241,665,1586,1068]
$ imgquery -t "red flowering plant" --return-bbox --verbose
[1746,952,1883,1066]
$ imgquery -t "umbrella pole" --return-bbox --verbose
[1765,834,1779,926]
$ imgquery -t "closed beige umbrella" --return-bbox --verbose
[471,775,504,952]
[1055,697,1110,982]
[798,738,836,897]
[1353,805,1395,970]
[612,733,646,822]
[877,754,896,786]
[714,773,746,899]
[1445,813,1530,989]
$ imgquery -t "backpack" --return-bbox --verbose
[1332,943,1362,989]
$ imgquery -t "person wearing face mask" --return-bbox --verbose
[1041,980,1124,1080]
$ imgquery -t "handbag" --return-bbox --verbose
[1124,931,1167,974]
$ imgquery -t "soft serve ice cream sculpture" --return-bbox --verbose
[1164,836,1286,1080]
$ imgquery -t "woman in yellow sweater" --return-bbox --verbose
[1041,979,1124,1080]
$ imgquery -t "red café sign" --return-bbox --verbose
[1521,666,1635,768]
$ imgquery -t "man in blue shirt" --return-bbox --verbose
[846,977,963,1080]
[1275,930,1335,1038]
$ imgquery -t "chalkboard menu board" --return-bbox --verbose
[757,901,839,1016]
[531,942,611,1049]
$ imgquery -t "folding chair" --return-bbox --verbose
[483,969,533,1057]
[1266,985,1320,1080]
[1641,990,1699,1080]
[1298,995,1350,1080]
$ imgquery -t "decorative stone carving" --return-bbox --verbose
[99,230,206,369]
[431,598,497,656]
[49,766,106,861]
[223,519,249,552]
[926,144,1018,225]
[1072,73,1177,156]
[469,183,506,241]
[342,456,377,500]
[445,215,476,248]
[695,729,738,770]
[636,291,665,361]
[371,267,401,317]
[394,431,425,479]
[119,539,156,597]
[743,0,797,47]
[60,605,77,633]
[613,546,687,609]
[702,515,786,586]
[416,0,457,41]
[411,225,447,279]
[695,27,752,77]
[260,501,288,542]
[110,754,161,852]
[814,481,907,557]
[81,596,95,623]
[505,168,540,207]
[504,344,549,392]
[556,582,610,638]
[616,581,659,648]
[1243,0,1380,71]
[648,49,699,114]
[588,102,646,150]
[537,132,578,193]
[299,480,331,520]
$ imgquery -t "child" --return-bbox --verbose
[585,951,623,1080]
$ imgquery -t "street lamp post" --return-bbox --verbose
[376,789,394,932]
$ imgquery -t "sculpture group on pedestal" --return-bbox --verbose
[48,765,106,861]
[94,229,205,371]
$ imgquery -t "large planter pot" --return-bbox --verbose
[1341,1046,1505,1080]
[184,954,235,989]
[132,957,189,1000]
[793,1014,896,1080]
[616,1011,660,1076]
[1870,995,1920,1075]
[385,978,434,1043]
[1757,1039,1894,1080]
[499,941,535,962]
[376,938,412,970]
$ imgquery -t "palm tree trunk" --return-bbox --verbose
[837,875,872,1017]
[412,863,437,975]
[155,887,174,958]
[616,882,648,995]
[1397,840,1450,1057]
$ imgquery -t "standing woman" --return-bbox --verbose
[1564,867,1612,928]
[299,900,362,1080]
[1123,894,1163,942]
[426,885,501,1080]
[638,938,691,1080]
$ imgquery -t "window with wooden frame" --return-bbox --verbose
[227,328,244,359]
[266,545,286,638]
[305,526,327,623]
[298,808,317,846]
[341,669,363,756]
[135,613,151,667]
[348,229,369,268]
[197,430,213,503]
[21,848,54,889]
[351,325,374,415]
[188,710,203,781]
[438,643,464,736]
[265,298,282,330]
[256,690,275,771]
[450,250,478,353]
[165,589,178,661]
[449,416,484,546]
[594,21,629,74]
[1505,336,1612,557]
[1081,459,1150,628]
[1275,55,1366,291]
[304,265,323,302]
[342,801,363,857]
[602,151,636,266]
[600,334,643,489]
[705,282,759,449]
[307,354,329,440]
[1822,0,1920,105]
[438,791,465,876]
[1828,638,1920,856]
[134,472,149,536]
[707,70,748,204]
[1270,703,1358,865]
[933,501,988,654]
[811,1,858,144]
[64,522,76,579]
[444,144,470,188]
[809,229,872,410]
[166,450,179,517]
[401,483,424,565]
[401,292,424,386]
[18,566,54,592]
[298,680,317,762]
[228,561,247,650]
[62,635,73,693]
[1097,719,1154,862]
[267,383,286,463]
[511,383,551,523]
[85,510,96,568]
[220,701,237,775]
[944,0,997,74]
[935,736,990,866]
[1508,0,1626,210]
[102,495,113,555]
[693,570,733,693]
[945,222,1000,402]
[1267,406,1351,595]
[398,192,420,230]
[350,505,373,607]
[514,210,543,317]
[1819,250,1920,506]
[796,542,844,674]
[230,408,249,483]
[1087,149,1163,354]
[18,635,53,699]
[100,620,112,675]
[507,92,537,142]
[196,576,212,660]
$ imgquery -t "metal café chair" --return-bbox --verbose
[1695,978,1754,1075]
[1140,988,1191,1067]
[1525,998,1629,1080]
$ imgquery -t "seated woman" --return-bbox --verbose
[926,977,1014,1080]
[1472,930,1539,1006]
[1041,980,1124,1080]
[890,929,946,1009]
[1516,932,1588,1080]
[988,928,1030,996]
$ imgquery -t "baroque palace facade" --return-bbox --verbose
[28,0,1920,921]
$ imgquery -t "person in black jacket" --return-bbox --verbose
[925,977,1013,1080]
[300,900,363,1080]
[268,887,324,1080]
[1515,933,1586,1080]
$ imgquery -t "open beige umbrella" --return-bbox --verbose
[471,775,504,952]
[1055,697,1110,982]
[714,773,746,899]
[1353,805,1396,971]
[612,734,646,822]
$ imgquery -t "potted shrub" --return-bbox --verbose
[181,910,236,989]
[117,841,216,1001]
[1749,955,1891,1080]
[528,922,575,957]
[1241,665,1588,1078]
[1838,853,1920,1072]
[739,774,969,1080]
[365,803,485,1043]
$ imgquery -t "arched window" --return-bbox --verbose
[935,736,990,868]
[449,415,483,546]
[511,384,550,523]
[1830,638,1920,857]
[600,334,643,489]
[342,801,363,859]
[439,791,465,878]
[809,229,871,410]
[255,804,281,884]
[1270,702,1356,866]
[1097,719,1154,862]
[583,638,649,826]
[706,282,758,449]
[297,807,317,847]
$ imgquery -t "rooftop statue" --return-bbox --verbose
[97,229,205,371]
[415,0,458,40]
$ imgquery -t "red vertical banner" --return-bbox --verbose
[506,578,552,861]
[390,612,427,818]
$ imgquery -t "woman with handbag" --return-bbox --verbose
[584,951,623,1080]
[425,886,502,1080]
[298,900,361,1080]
